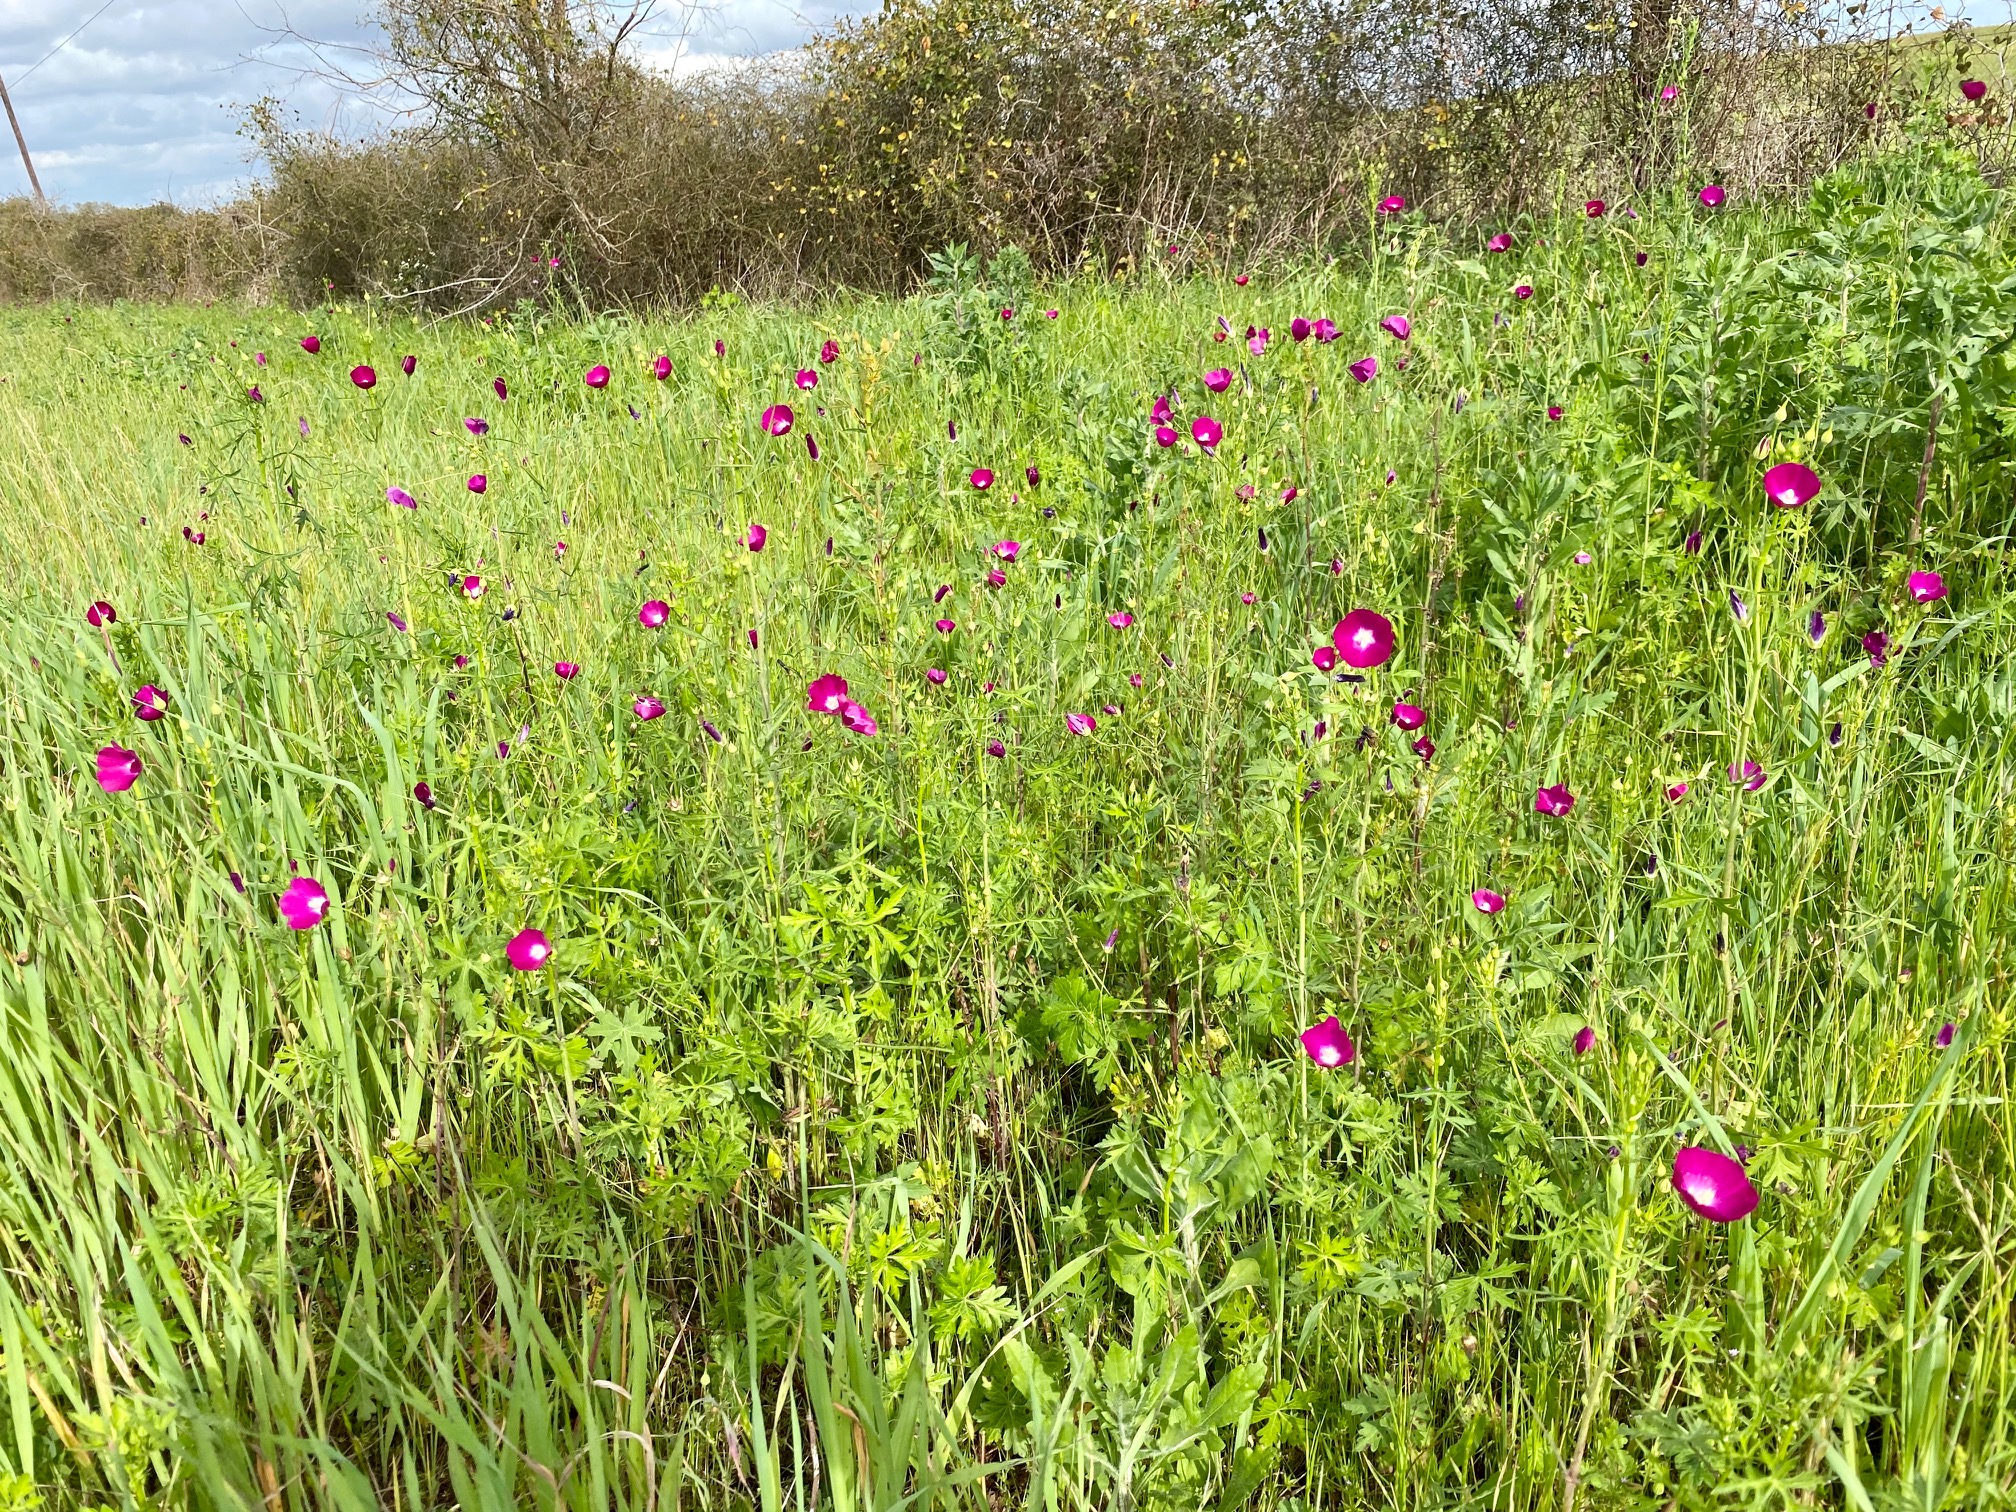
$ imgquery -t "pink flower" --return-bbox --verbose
[412,781,434,810]
[1671,1146,1758,1222]
[988,568,1006,587]
[1291,317,1312,342]
[820,339,840,364]
[1155,426,1178,448]
[1332,608,1395,668]
[1728,759,1766,791]
[761,404,794,436]
[350,365,376,390]
[1107,612,1134,629]
[933,618,956,635]
[387,486,417,509]
[1698,184,1726,208]
[1471,889,1505,914]
[1584,199,1606,218]
[986,739,1006,757]
[554,661,579,679]
[1312,645,1338,672]
[1908,570,1947,604]
[926,668,948,684]
[1349,357,1378,384]
[1573,1026,1595,1056]
[464,417,488,436]
[1203,368,1232,392]
[1660,84,1679,101]
[970,468,994,490]
[300,336,321,355]
[1240,592,1255,605]
[401,355,417,376]
[1248,332,1268,356]
[1313,318,1338,344]
[1377,194,1406,214]
[493,377,508,401]
[1533,783,1575,816]
[1961,79,1988,101]
[87,600,116,626]
[96,745,141,793]
[1666,781,1689,801]
[840,700,879,736]
[1299,1015,1356,1066]
[1865,629,1890,668]
[634,695,666,720]
[467,474,487,494]
[808,674,850,713]
[1191,415,1223,449]
[461,575,484,599]
[584,365,611,389]
[639,600,669,628]
[993,540,1021,561]
[745,523,767,552]
[1380,315,1411,341]
[1763,462,1820,509]
[1487,233,1511,253]
[1065,712,1097,736]
[652,355,672,380]
[1936,1021,1956,1048]
[1390,702,1425,730]
[507,927,553,970]
[1514,284,1533,301]
[794,369,819,391]
[133,684,168,721]
[278,876,330,930]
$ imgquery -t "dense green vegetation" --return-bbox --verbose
[0,134,2013,1510]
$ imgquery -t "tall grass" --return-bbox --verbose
[0,134,2010,1510]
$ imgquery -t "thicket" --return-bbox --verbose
[0,0,1947,308]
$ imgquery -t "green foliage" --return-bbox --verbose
[0,148,2012,1512]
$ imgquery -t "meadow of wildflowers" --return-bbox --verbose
[0,133,2013,1510]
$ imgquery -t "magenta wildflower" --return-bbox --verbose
[1204,367,1232,392]
[1908,570,1947,604]
[1962,79,1988,101]
[1585,199,1606,217]
[986,739,1006,758]
[1191,415,1224,450]
[634,695,666,721]
[278,876,330,930]
[1349,357,1378,383]
[1487,233,1512,253]
[1380,315,1412,341]
[994,540,1021,561]
[554,662,579,679]
[1698,184,1726,208]
[652,355,672,380]
[820,339,840,364]
[1291,318,1312,342]
[1809,609,1826,643]
[133,685,168,721]
[387,611,408,632]
[1728,759,1766,791]
[1864,629,1889,668]
[96,745,141,793]
[464,417,489,436]
[400,355,416,376]
[1299,1015,1356,1067]
[839,701,878,736]
[1763,462,1820,509]
[1332,608,1396,669]
[87,600,116,627]
[1672,1146,1758,1223]
[934,618,956,634]
[1666,781,1689,802]
[1533,783,1575,816]
[796,369,818,390]
[507,928,553,970]
[1471,888,1505,914]
[971,468,994,490]
[1155,426,1179,448]
[639,600,670,628]
[300,336,321,355]
[807,674,849,713]
[584,365,610,389]
[1573,1026,1595,1056]
[1685,530,1703,554]
[1391,702,1426,731]
[1312,645,1338,672]
[1377,194,1406,214]
[1065,712,1097,736]
[761,404,794,436]
[461,575,484,599]
[1107,612,1134,629]
[1514,284,1533,300]
[1547,405,1563,421]
[1936,1021,1956,1048]
[388,486,417,509]
[350,365,376,390]
[467,474,487,494]
[926,667,948,685]
[746,523,767,552]
[413,781,434,810]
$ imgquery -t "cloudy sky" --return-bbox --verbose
[0,0,872,206]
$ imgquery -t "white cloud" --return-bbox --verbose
[0,0,873,206]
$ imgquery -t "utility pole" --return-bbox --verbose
[0,68,46,205]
